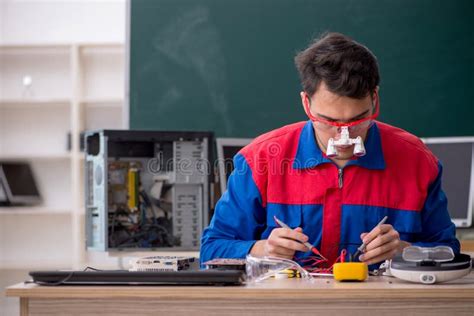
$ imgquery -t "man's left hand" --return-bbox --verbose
[359,224,411,265]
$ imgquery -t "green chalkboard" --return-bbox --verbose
[130,0,474,138]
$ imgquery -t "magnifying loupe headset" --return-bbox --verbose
[303,94,379,158]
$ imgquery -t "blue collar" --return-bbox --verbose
[292,120,386,170]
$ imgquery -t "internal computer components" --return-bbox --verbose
[129,255,199,272]
[85,130,213,251]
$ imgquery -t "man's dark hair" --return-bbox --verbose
[295,32,380,99]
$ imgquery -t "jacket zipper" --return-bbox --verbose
[338,168,343,188]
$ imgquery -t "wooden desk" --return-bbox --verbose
[461,240,474,252]
[6,273,474,316]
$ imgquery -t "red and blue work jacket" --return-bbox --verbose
[200,121,460,266]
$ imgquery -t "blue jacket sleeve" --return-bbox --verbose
[200,153,266,264]
[412,162,460,253]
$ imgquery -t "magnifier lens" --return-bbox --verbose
[402,246,454,263]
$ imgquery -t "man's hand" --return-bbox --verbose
[359,224,411,265]
[250,227,309,260]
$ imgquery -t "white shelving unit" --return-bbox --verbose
[0,42,125,271]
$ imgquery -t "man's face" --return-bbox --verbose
[300,82,379,163]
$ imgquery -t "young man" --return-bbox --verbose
[200,32,459,267]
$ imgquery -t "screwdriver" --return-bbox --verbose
[273,216,327,260]
[352,216,388,261]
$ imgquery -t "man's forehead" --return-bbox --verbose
[316,107,371,122]
[311,86,371,103]
[312,95,374,122]
[312,93,372,109]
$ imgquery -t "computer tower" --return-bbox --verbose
[84,130,213,251]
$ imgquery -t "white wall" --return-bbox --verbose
[0,0,126,44]
[0,1,5,42]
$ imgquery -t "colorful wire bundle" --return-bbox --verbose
[300,249,347,274]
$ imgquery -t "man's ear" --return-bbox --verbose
[300,91,310,116]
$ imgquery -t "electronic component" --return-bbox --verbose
[333,262,368,281]
[422,137,474,228]
[129,255,199,272]
[215,138,252,193]
[85,130,213,251]
[30,270,245,285]
[203,258,246,271]
[127,167,139,211]
[389,246,472,284]
[0,161,41,206]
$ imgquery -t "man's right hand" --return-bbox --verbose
[250,227,309,260]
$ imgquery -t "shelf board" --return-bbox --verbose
[0,206,72,215]
[0,153,72,161]
[78,42,123,47]
[80,44,124,55]
[80,98,123,108]
[0,98,71,108]
[0,43,70,49]
[0,42,122,48]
